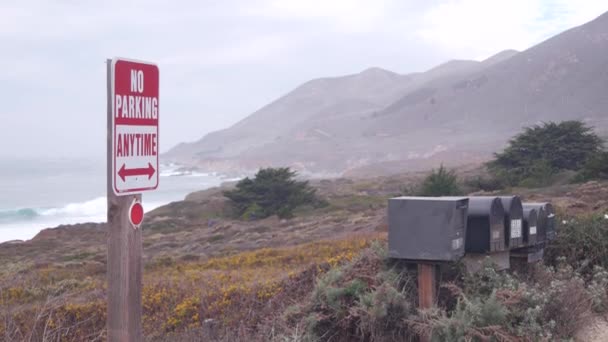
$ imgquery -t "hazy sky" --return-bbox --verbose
[1,0,606,159]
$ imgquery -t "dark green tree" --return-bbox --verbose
[488,121,603,186]
[223,167,319,220]
[418,165,462,196]
[575,151,608,182]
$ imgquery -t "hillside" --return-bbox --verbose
[166,12,608,176]
[3,171,608,340]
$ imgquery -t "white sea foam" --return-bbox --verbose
[40,196,107,218]
[159,163,210,178]
[160,170,210,177]
[221,177,243,182]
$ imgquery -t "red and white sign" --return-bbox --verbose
[111,58,159,195]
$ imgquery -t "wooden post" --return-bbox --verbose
[418,263,437,342]
[417,263,436,308]
[107,59,143,342]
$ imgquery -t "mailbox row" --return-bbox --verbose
[387,196,555,262]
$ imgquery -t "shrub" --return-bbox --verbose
[545,214,608,273]
[575,151,608,182]
[292,245,417,342]
[223,167,321,220]
[463,174,504,192]
[418,261,595,340]
[517,159,556,188]
[417,292,509,341]
[488,121,603,186]
[525,261,593,338]
[587,266,608,313]
[290,241,607,342]
[354,280,413,340]
[418,165,462,196]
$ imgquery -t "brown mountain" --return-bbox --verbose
[166,12,608,177]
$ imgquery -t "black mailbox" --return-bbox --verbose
[498,196,524,248]
[522,207,538,245]
[447,196,505,253]
[524,202,555,241]
[388,197,468,261]
[462,197,506,253]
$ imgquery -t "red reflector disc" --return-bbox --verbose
[129,201,144,227]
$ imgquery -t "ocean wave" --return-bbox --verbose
[0,208,40,222]
[0,197,107,224]
[0,196,173,226]
[189,172,211,177]
[159,163,212,178]
[40,197,107,218]
[160,170,210,177]
[221,177,243,182]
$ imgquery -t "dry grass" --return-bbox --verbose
[0,232,382,341]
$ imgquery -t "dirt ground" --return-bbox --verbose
[575,315,608,342]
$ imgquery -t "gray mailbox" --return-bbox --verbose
[524,202,555,241]
[464,197,506,253]
[499,196,524,249]
[388,196,468,262]
[522,207,538,245]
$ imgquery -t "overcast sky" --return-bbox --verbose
[1,0,606,159]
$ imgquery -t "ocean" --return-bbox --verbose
[0,157,231,243]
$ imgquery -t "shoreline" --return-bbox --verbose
[0,166,243,244]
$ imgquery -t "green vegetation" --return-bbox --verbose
[575,151,608,182]
[61,251,96,262]
[463,174,504,192]
[488,121,604,187]
[3,165,608,341]
[0,234,375,341]
[546,214,608,273]
[208,234,225,243]
[283,244,416,341]
[274,223,608,341]
[323,195,386,213]
[223,167,322,219]
[6,223,606,341]
[418,165,463,196]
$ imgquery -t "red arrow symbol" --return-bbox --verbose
[118,163,156,182]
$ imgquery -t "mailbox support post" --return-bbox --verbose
[417,263,437,308]
[417,263,437,342]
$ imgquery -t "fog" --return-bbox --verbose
[0,0,604,159]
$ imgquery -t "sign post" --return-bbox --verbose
[107,57,159,341]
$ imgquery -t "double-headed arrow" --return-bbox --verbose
[118,163,156,182]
